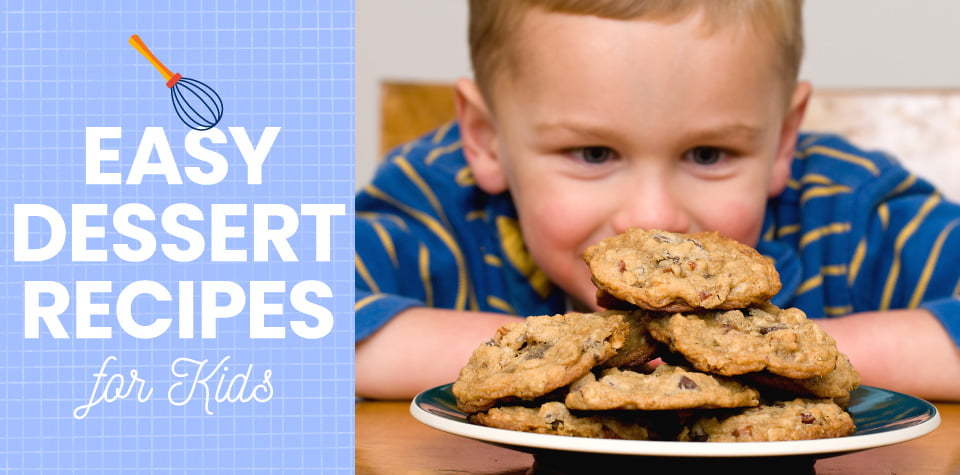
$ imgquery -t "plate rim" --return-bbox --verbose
[410,384,941,458]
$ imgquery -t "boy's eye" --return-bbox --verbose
[575,146,615,164]
[684,146,726,166]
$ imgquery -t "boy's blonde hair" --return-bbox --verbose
[468,0,804,101]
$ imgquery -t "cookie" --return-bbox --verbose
[565,365,760,411]
[599,310,662,369]
[584,229,781,312]
[677,398,856,442]
[469,401,655,440]
[453,311,630,413]
[646,304,839,379]
[740,353,861,399]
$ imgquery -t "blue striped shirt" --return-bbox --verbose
[355,123,960,345]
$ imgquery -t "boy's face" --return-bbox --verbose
[459,9,809,311]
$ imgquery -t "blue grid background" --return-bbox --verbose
[0,0,354,472]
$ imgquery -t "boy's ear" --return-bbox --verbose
[769,80,812,198]
[455,78,508,194]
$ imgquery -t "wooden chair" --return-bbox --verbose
[379,81,960,201]
[379,81,457,156]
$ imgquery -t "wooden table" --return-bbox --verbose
[356,399,960,474]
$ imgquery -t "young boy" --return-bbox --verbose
[355,0,960,401]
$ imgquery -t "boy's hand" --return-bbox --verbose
[816,309,960,401]
[356,307,524,400]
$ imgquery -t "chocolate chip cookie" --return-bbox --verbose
[677,398,856,442]
[599,310,662,369]
[741,353,861,399]
[453,311,630,413]
[584,229,781,312]
[469,401,656,440]
[646,304,839,379]
[565,365,760,411]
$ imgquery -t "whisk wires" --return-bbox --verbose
[171,77,224,131]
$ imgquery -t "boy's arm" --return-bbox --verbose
[355,307,523,400]
[783,136,960,401]
[816,309,960,401]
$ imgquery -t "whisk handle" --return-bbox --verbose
[128,34,177,84]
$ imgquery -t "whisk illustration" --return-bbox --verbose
[128,34,224,131]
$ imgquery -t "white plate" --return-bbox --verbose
[411,384,940,459]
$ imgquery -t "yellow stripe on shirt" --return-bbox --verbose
[365,185,471,310]
[357,211,409,232]
[396,157,453,229]
[777,224,801,238]
[425,140,463,165]
[848,238,867,286]
[355,293,387,312]
[909,218,959,308]
[800,185,851,205]
[822,265,847,276]
[498,216,554,298]
[799,222,851,249]
[763,225,776,242]
[890,174,918,196]
[825,305,852,317]
[877,203,890,230]
[370,220,398,268]
[355,253,380,293]
[431,121,455,144]
[800,173,836,186]
[487,296,516,314]
[455,166,476,186]
[419,243,433,307]
[788,173,837,190]
[484,254,503,267]
[881,193,941,310]
[795,266,846,299]
[801,146,880,176]
[797,274,823,295]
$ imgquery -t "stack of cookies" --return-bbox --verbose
[452,228,860,442]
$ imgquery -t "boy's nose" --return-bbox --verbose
[610,183,690,235]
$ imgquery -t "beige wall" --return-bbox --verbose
[356,0,960,190]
